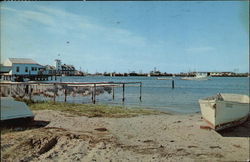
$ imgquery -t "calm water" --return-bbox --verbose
[52,76,249,113]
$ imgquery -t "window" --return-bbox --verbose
[16,66,19,72]
[32,67,35,71]
[25,67,28,72]
[35,67,37,71]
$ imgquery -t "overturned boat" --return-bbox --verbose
[199,93,250,131]
[1,97,34,121]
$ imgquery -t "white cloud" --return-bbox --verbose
[2,5,149,48]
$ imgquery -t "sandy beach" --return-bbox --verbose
[1,110,249,162]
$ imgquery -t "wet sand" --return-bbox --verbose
[1,110,249,162]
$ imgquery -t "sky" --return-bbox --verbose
[1,1,249,73]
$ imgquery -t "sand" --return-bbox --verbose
[1,110,249,162]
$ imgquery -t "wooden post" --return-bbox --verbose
[139,83,142,101]
[172,79,175,89]
[29,85,33,101]
[10,84,12,96]
[53,83,56,103]
[93,84,96,104]
[122,83,125,102]
[112,86,115,100]
[91,87,94,102]
[64,86,67,102]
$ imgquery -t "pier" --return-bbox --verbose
[0,81,142,104]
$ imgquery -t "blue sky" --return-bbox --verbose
[1,1,249,73]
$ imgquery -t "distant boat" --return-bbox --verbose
[181,72,209,80]
[157,77,172,80]
[199,93,250,131]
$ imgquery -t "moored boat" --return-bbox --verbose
[199,93,250,131]
[157,77,172,80]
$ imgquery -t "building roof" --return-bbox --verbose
[62,64,75,70]
[9,58,39,64]
[45,65,56,70]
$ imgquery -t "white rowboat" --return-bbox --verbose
[199,93,250,131]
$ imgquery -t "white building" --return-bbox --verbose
[55,59,62,73]
[2,58,44,75]
[44,65,56,75]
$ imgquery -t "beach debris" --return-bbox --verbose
[200,125,212,130]
[209,146,222,149]
[94,127,108,132]
[37,137,58,155]
[98,142,107,149]
[143,139,154,143]
[176,148,185,152]
[232,144,241,148]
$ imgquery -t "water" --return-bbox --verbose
[52,76,249,113]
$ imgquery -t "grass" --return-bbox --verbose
[28,101,164,118]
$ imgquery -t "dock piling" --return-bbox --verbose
[93,84,96,104]
[172,79,175,89]
[139,83,142,101]
[112,86,115,100]
[53,83,56,103]
[122,83,125,102]
[64,87,67,102]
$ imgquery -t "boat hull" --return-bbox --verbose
[202,115,249,131]
[199,93,250,131]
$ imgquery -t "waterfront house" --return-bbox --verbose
[210,72,222,76]
[2,58,44,76]
[61,64,76,75]
[196,72,209,77]
[44,65,56,75]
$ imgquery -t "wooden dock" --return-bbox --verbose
[0,81,142,104]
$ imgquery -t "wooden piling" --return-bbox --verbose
[91,87,94,102]
[64,86,67,102]
[139,83,142,101]
[10,84,12,96]
[53,83,56,103]
[29,85,33,101]
[112,86,115,100]
[172,79,175,89]
[122,83,125,102]
[93,84,96,104]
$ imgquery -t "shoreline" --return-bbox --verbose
[1,105,249,161]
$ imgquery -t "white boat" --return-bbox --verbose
[157,77,172,80]
[181,73,209,80]
[199,93,250,131]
